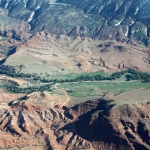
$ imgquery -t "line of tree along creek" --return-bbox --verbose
[1,64,150,83]
[1,67,150,83]
[1,68,150,93]
[52,69,150,83]
[2,83,53,94]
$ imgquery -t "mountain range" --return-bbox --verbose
[0,0,150,150]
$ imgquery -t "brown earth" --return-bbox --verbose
[0,92,93,150]
[0,87,150,150]
[0,89,24,103]
[3,30,150,76]
[64,99,150,150]
[0,2,150,149]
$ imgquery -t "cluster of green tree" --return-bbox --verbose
[57,75,110,82]
[0,68,61,83]
[3,83,53,94]
[125,69,150,82]
[1,68,150,94]
[0,68,52,83]
[0,68,32,78]
[66,90,73,93]
[110,69,150,82]
[1,66,150,84]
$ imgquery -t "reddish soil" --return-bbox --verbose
[4,31,150,75]
[0,93,150,150]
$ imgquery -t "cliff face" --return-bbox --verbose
[0,96,150,150]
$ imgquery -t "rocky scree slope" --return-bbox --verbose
[58,0,150,41]
[0,7,30,41]
[0,0,150,42]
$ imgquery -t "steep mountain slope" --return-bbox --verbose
[65,99,150,150]
[0,92,150,150]
[0,7,30,40]
[0,0,150,41]
[58,0,150,40]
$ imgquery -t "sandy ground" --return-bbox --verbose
[0,89,24,103]
[13,90,70,108]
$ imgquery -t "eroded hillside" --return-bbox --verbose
[1,0,150,41]
[2,30,149,75]
[0,90,150,150]
[0,0,150,150]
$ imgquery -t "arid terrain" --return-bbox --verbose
[3,30,150,75]
[0,0,150,150]
[0,87,150,150]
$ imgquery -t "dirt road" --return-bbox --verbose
[54,83,94,150]
[54,83,70,107]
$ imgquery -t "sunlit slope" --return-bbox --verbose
[4,31,150,75]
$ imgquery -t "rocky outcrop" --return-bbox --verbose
[0,97,150,150]
[0,97,92,150]
[64,100,150,150]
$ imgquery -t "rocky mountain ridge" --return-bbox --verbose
[0,1,150,150]
[0,0,150,42]
[0,95,150,150]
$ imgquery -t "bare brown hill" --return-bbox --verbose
[2,31,150,75]
[64,100,150,150]
[0,93,150,150]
